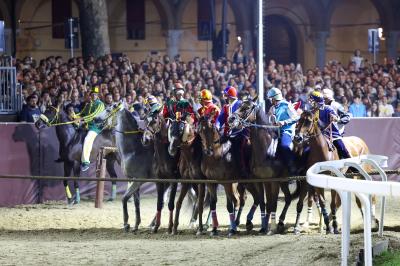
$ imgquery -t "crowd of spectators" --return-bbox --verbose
[16,47,400,122]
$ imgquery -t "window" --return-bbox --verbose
[126,0,145,40]
[52,0,72,39]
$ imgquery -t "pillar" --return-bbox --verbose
[386,30,400,60]
[167,29,183,58]
[78,0,111,59]
[314,31,329,69]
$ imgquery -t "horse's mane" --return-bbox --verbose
[255,105,271,125]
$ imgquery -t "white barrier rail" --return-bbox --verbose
[306,154,400,266]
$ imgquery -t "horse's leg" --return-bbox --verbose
[63,161,74,205]
[303,187,315,228]
[317,188,331,234]
[132,188,141,231]
[207,183,219,236]
[266,182,280,235]
[245,183,265,233]
[173,183,189,234]
[196,184,206,235]
[73,162,80,204]
[223,184,238,237]
[122,181,140,232]
[294,181,308,235]
[371,195,379,229]
[167,182,178,234]
[188,186,199,228]
[235,183,246,227]
[330,190,340,234]
[277,182,292,234]
[106,156,118,201]
[152,182,165,233]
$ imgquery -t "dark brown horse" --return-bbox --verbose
[198,115,262,236]
[294,110,372,234]
[229,99,301,234]
[168,115,207,235]
[142,110,180,234]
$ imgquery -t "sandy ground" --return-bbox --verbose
[1,191,400,266]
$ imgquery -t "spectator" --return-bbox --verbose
[379,96,394,117]
[349,96,367,117]
[20,94,41,122]
[392,102,400,117]
[367,102,380,117]
[350,49,364,72]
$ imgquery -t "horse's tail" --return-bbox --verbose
[289,180,302,200]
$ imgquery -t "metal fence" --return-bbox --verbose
[0,65,21,114]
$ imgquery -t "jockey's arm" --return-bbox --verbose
[336,105,350,125]
[82,102,105,123]
[215,108,225,130]
[280,103,300,126]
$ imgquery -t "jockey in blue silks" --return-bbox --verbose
[309,90,351,159]
[267,87,299,175]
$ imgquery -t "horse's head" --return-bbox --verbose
[227,96,259,132]
[198,115,221,157]
[35,106,60,129]
[142,108,168,146]
[294,110,316,144]
[168,113,195,156]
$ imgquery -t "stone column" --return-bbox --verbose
[314,31,329,69]
[166,29,183,58]
[386,30,400,60]
[78,0,111,59]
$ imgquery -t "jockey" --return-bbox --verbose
[309,90,351,159]
[165,82,195,121]
[322,88,350,136]
[267,87,299,175]
[145,95,163,115]
[79,86,105,172]
[216,86,242,135]
[197,89,220,123]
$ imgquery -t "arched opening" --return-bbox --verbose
[264,15,298,64]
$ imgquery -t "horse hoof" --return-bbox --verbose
[267,230,275,236]
[196,229,205,236]
[228,229,238,238]
[246,221,254,232]
[235,219,241,227]
[333,228,340,234]
[294,228,301,235]
[107,198,114,202]
[259,228,267,235]
[209,228,218,237]
[167,228,173,235]
[277,222,285,234]
[152,225,160,234]
[123,224,130,233]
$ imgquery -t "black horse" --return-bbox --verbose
[36,105,119,204]
[142,109,181,234]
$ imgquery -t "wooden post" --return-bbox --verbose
[95,158,106,208]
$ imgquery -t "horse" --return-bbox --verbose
[228,98,302,234]
[115,107,155,232]
[167,114,208,235]
[197,115,263,236]
[293,110,376,234]
[35,104,119,204]
[142,109,181,234]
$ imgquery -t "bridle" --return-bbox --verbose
[295,112,321,144]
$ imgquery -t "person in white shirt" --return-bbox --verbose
[351,49,364,72]
[379,96,394,117]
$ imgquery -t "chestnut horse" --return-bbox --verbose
[294,110,376,234]
[198,115,264,236]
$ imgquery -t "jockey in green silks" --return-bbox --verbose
[79,86,105,172]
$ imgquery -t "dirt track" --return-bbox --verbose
[1,193,400,265]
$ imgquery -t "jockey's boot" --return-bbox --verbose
[81,162,90,172]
